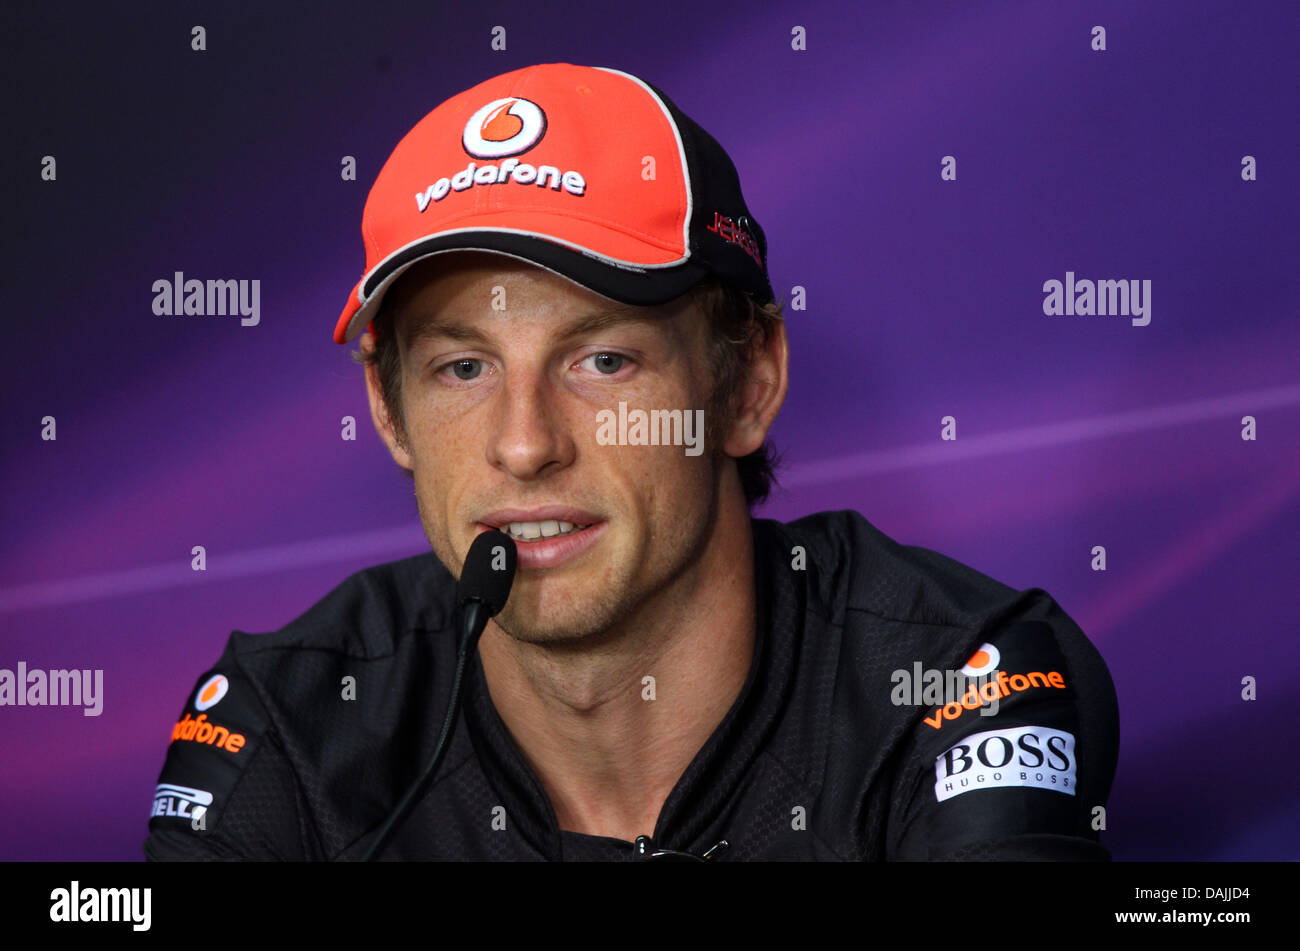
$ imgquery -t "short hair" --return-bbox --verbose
[352,273,785,507]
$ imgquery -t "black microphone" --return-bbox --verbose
[454,528,518,654]
[360,530,517,861]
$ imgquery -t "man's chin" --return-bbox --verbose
[491,591,625,648]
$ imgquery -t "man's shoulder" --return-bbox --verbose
[760,510,1119,860]
[758,508,1109,698]
[202,548,459,730]
[227,549,456,661]
[145,550,459,859]
[761,508,1027,632]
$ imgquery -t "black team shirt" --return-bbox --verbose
[144,510,1120,861]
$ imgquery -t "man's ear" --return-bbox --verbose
[722,318,789,459]
[360,332,416,472]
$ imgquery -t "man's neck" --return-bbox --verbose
[476,491,757,842]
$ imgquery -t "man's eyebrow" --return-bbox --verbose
[400,304,665,349]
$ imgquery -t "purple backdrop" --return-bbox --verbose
[3,0,1297,861]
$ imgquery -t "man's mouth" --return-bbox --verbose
[476,508,606,571]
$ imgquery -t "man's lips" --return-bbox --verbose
[474,508,606,571]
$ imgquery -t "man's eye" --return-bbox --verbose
[580,352,626,375]
[444,359,483,381]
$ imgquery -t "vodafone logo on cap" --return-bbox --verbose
[462,97,547,158]
[193,674,228,712]
[960,643,1000,677]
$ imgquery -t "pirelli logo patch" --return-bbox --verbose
[152,782,213,821]
[934,725,1076,802]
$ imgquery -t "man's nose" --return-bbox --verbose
[484,367,576,480]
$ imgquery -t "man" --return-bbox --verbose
[144,62,1118,861]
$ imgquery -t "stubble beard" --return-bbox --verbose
[501,495,721,649]
[491,567,642,649]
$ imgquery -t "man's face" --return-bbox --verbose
[367,251,728,645]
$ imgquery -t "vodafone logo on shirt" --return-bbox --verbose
[174,673,245,754]
[193,674,228,711]
[922,641,1066,730]
[961,643,1000,676]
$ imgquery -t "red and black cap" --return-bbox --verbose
[333,62,774,344]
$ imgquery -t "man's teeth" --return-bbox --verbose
[504,520,586,540]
